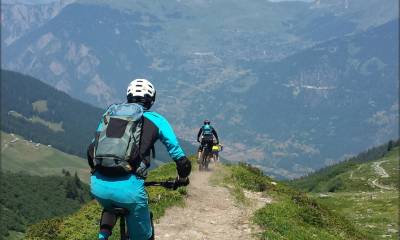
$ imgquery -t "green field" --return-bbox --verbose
[310,148,399,240]
[311,191,397,239]
[290,146,399,240]
[1,132,90,183]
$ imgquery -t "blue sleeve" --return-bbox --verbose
[143,112,185,160]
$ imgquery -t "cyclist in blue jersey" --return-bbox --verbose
[87,78,191,240]
[197,120,219,160]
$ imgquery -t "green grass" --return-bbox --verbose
[222,163,368,240]
[290,147,399,193]
[25,159,195,240]
[1,132,89,183]
[289,146,399,240]
[311,191,398,240]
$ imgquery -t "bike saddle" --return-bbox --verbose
[109,207,129,216]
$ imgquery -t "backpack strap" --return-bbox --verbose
[151,145,156,158]
[125,118,141,161]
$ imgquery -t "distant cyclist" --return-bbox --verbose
[87,78,191,240]
[197,120,219,160]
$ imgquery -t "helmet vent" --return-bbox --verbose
[136,90,141,92]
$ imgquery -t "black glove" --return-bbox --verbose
[174,176,190,190]
[175,156,192,178]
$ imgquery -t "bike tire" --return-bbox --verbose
[199,150,205,171]
[203,146,211,171]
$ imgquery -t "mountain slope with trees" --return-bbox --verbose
[0,171,91,240]
[1,69,195,161]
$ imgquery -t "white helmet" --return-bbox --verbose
[127,78,156,109]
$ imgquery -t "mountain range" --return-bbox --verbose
[2,0,398,178]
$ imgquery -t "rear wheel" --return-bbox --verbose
[202,145,211,171]
[199,150,206,171]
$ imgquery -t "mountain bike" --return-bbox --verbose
[110,180,180,240]
[199,142,212,171]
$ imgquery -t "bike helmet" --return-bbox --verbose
[204,120,210,125]
[127,78,156,110]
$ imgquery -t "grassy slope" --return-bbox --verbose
[1,132,90,183]
[290,147,399,240]
[25,158,196,240]
[219,163,368,240]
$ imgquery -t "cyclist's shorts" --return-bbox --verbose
[91,172,152,240]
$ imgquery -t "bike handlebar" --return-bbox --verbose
[145,179,187,189]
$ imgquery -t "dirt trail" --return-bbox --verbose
[372,160,389,178]
[369,160,394,190]
[154,164,268,240]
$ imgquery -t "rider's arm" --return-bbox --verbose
[143,112,185,160]
[212,127,219,143]
[143,112,191,178]
[197,127,203,142]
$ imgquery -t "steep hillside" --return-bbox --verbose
[289,142,399,239]
[1,70,196,161]
[1,131,90,183]
[0,171,91,240]
[289,140,399,192]
[1,1,398,178]
[1,69,103,157]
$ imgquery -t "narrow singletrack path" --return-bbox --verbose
[154,164,264,240]
[369,160,394,190]
[372,160,389,178]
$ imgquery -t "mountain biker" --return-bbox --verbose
[197,120,219,160]
[87,78,192,240]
